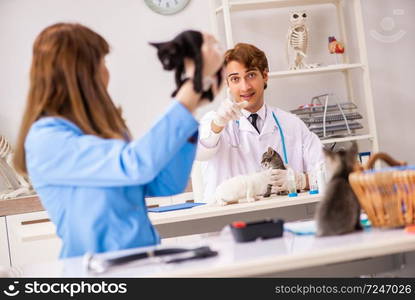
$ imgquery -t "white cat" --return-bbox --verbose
[211,170,272,206]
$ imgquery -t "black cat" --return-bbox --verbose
[150,30,222,102]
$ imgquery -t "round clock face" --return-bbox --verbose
[144,0,190,15]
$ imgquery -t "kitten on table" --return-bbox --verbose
[210,147,286,206]
[260,147,287,197]
[315,142,362,237]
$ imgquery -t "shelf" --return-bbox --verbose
[212,0,379,153]
[320,134,373,145]
[216,0,337,14]
[268,63,364,79]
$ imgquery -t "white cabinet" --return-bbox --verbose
[4,197,191,268]
[209,0,379,153]
[6,211,61,268]
[2,191,195,268]
[0,217,10,267]
[0,186,197,267]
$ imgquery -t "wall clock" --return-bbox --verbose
[144,0,191,15]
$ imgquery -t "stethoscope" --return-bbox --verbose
[230,111,289,165]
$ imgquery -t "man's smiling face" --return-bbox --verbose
[226,60,268,113]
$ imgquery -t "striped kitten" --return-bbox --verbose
[260,147,286,197]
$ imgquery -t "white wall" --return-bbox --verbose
[0,0,414,185]
[361,0,415,164]
[0,0,211,145]
[214,0,415,165]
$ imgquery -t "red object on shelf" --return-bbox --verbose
[232,221,247,228]
[328,36,345,54]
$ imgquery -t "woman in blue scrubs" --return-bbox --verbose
[13,23,223,258]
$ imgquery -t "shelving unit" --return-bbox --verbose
[268,63,363,79]
[209,0,379,153]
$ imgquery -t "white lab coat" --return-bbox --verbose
[196,104,324,202]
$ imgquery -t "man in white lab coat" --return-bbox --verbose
[196,43,324,202]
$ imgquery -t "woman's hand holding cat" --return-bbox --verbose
[175,78,204,113]
[182,33,223,79]
[177,58,213,113]
[201,33,224,78]
[211,98,249,133]
[270,169,307,192]
[183,58,223,97]
[177,33,224,113]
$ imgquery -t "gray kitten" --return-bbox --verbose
[260,147,286,197]
[315,142,362,237]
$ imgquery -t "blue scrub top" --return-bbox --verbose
[25,100,199,258]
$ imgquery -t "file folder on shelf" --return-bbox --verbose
[290,93,364,140]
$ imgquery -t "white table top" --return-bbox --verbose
[20,223,415,278]
[149,192,321,225]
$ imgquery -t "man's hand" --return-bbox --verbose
[211,98,249,133]
[270,169,307,193]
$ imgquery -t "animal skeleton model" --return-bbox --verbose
[0,135,35,199]
[287,10,312,70]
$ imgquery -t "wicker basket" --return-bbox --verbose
[349,152,414,228]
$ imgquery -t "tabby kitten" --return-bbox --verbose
[150,30,222,102]
[260,147,286,197]
[315,142,362,237]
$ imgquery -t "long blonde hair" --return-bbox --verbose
[14,23,130,175]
